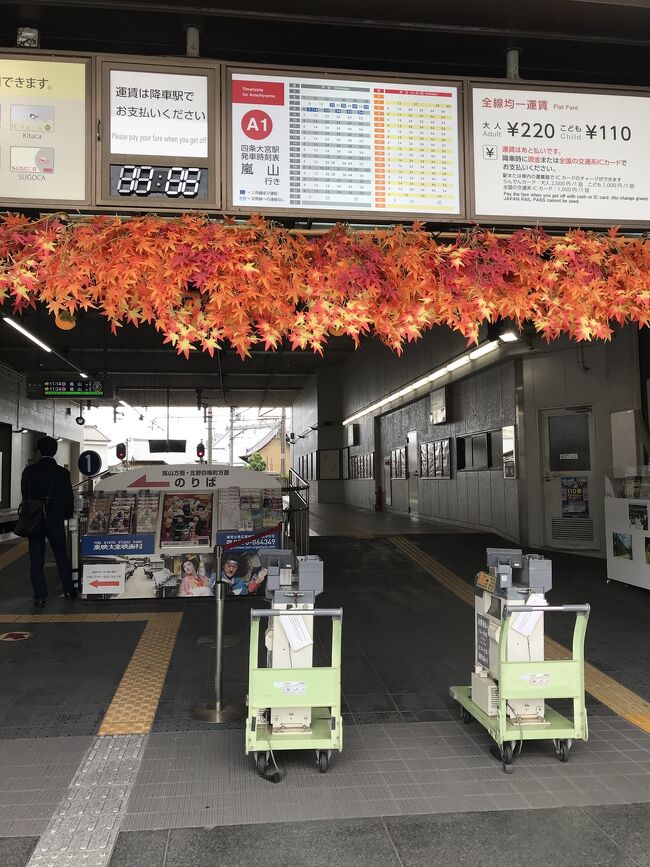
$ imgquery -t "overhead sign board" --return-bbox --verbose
[470,83,650,226]
[97,59,219,208]
[228,69,463,219]
[0,55,89,206]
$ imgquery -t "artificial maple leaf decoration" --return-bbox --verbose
[1,214,649,357]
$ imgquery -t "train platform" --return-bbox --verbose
[0,508,649,866]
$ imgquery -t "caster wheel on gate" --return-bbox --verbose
[501,742,514,773]
[256,754,267,776]
[556,741,570,763]
[461,707,472,724]
[318,752,329,774]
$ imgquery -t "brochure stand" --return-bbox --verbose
[604,467,650,591]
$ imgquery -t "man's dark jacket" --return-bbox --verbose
[21,457,74,535]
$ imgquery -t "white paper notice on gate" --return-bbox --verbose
[279,614,313,652]
[511,594,547,637]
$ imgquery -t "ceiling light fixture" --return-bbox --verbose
[498,330,520,343]
[3,316,52,353]
[446,355,471,372]
[342,339,505,426]
[469,340,500,360]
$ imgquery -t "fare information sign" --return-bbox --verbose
[110,69,208,158]
[471,85,650,224]
[0,57,87,204]
[229,72,462,217]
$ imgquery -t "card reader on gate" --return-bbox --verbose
[258,549,295,590]
[481,548,552,600]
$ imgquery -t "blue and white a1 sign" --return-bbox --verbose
[78,449,102,477]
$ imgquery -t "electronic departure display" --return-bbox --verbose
[27,377,113,399]
[110,165,208,198]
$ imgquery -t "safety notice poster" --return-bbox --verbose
[471,85,650,224]
[229,72,461,216]
[0,57,87,202]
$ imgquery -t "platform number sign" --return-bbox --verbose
[78,450,102,477]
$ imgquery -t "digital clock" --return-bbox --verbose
[109,165,209,199]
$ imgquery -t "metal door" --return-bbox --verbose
[383,455,392,506]
[540,407,596,549]
[406,430,419,517]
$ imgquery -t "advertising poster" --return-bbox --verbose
[613,532,633,560]
[87,493,113,534]
[0,57,87,202]
[219,550,268,598]
[110,69,208,157]
[628,503,648,531]
[136,491,160,533]
[230,72,461,215]
[561,477,589,518]
[472,86,650,223]
[160,493,213,547]
[108,492,136,534]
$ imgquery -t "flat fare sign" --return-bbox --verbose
[472,86,650,224]
[230,73,461,217]
[0,58,86,203]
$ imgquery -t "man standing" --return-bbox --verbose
[21,435,76,606]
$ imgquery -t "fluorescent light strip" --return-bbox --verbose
[343,340,502,425]
[446,355,470,372]
[3,316,90,380]
[469,340,500,360]
[3,316,52,353]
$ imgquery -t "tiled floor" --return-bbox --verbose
[109,807,650,867]
[119,716,650,833]
[2,515,650,866]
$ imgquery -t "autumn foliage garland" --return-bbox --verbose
[1,212,650,358]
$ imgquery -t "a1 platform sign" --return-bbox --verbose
[78,450,102,477]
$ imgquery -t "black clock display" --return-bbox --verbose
[110,165,209,199]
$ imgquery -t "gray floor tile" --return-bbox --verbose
[109,830,168,866]
[583,803,650,866]
[0,836,38,867]
[165,819,400,867]
[384,808,638,866]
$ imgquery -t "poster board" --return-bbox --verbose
[604,468,650,590]
[80,464,282,600]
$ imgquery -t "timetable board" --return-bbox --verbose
[228,70,463,218]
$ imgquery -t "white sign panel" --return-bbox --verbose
[94,464,281,492]
[472,86,650,223]
[230,72,461,215]
[0,58,86,202]
[83,562,126,595]
[110,69,208,157]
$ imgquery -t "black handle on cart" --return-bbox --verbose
[250,608,343,621]
[502,603,590,618]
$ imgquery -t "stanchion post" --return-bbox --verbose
[191,544,244,723]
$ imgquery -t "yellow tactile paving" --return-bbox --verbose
[391,535,650,733]
[98,612,183,736]
[0,540,28,572]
